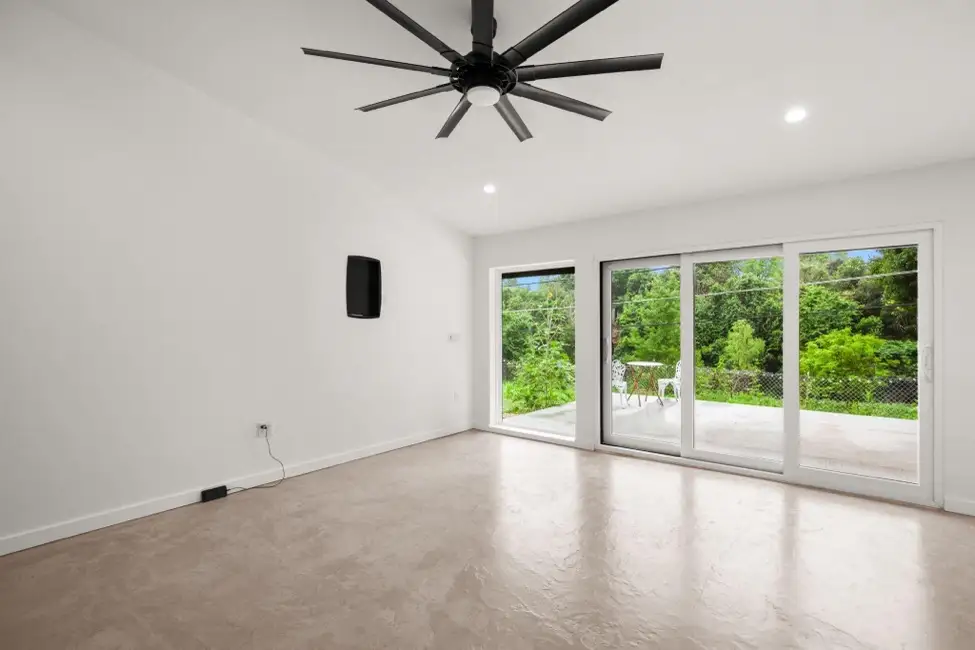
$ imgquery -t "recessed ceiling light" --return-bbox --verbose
[483,183,497,194]
[784,106,808,124]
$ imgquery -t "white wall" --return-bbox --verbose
[0,3,472,555]
[474,159,975,515]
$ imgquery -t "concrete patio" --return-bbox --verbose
[502,398,918,482]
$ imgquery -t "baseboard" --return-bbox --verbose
[0,486,215,558]
[945,496,975,517]
[285,427,459,478]
[0,427,460,557]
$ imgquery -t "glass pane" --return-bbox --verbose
[798,246,919,482]
[693,258,784,461]
[609,265,681,448]
[500,271,576,436]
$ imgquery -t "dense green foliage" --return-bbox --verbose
[616,267,680,365]
[798,285,860,346]
[721,320,766,371]
[501,248,919,419]
[501,274,576,414]
[800,329,884,378]
[502,341,574,413]
[694,258,784,370]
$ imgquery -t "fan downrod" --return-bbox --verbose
[471,17,498,39]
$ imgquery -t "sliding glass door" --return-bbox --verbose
[601,257,682,453]
[682,247,784,471]
[783,231,933,502]
[601,230,935,504]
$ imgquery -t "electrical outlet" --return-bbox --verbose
[257,423,270,438]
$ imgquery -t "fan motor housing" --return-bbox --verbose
[450,56,517,96]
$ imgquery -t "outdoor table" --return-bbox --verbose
[626,361,665,406]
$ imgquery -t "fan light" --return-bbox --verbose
[483,183,497,194]
[467,85,501,107]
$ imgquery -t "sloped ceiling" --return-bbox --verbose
[42,0,975,234]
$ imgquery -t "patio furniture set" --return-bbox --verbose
[612,360,681,408]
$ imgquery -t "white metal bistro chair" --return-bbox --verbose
[658,360,682,402]
[611,360,629,407]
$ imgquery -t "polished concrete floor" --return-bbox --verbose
[1,431,973,649]
[504,399,918,481]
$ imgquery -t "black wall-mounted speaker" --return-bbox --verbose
[347,256,382,319]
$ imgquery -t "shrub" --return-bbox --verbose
[503,340,575,414]
[800,398,916,420]
[800,329,884,378]
[697,382,916,419]
[696,387,782,408]
[877,339,918,377]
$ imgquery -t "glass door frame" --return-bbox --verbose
[493,262,578,439]
[601,255,683,455]
[781,230,934,504]
[599,229,936,506]
[680,245,785,473]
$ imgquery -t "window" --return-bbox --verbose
[498,267,575,436]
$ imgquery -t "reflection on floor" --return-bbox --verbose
[1,432,970,648]
[503,398,918,481]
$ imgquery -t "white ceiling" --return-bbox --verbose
[44,0,975,234]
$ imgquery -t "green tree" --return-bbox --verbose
[720,320,765,371]
[873,246,918,341]
[694,258,783,370]
[877,339,918,377]
[616,268,681,364]
[853,315,884,337]
[799,253,834,284]
[836,256,868,283]
[800,329,884,378]
[501,272,576,410]
[501,273,575,381]
[798,284,860,346]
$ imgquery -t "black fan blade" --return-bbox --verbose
[501,0,621,67]
[516,53,663,81]
[363,0,464,64]
[301,48,452,76]
[436,97,472,138]
[471,0,495,59]
[358,84,455,112]
[509,83,610,121]
[495,96,533,142]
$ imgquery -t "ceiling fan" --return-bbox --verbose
[302,0,663,141]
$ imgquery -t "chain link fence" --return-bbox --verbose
[507,355,919,420]
[692,367,917,419]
